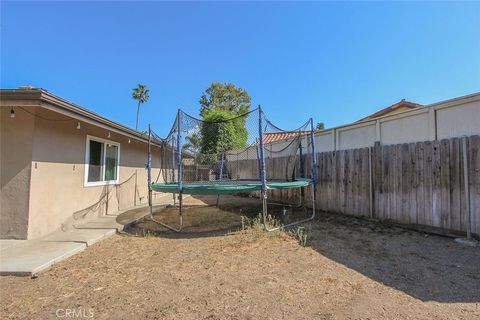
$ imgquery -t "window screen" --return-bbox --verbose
[86,137,119,185]
[88,140,104,182]
[105,144,118,181]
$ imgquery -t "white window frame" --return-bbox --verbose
[84,135,121,187]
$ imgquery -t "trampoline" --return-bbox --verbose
[152,178,312,195]
[146,106,317,232]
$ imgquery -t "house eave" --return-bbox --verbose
[1,88,160,145]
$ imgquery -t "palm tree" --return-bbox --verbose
[183,133,202,153]
[132,84,150,131]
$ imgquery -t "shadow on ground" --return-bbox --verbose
[126,194,480,303]
[125,195,251,239]
[125,195,309,239]
[305,212,480,303]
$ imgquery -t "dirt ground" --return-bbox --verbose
[1,195,479,320]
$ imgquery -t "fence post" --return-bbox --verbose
[428,107,437,141]
[369,146,373,218]
[375,120,381,142]
[147,124,153,215]
[332,128,336,151]
[335,128,339,151]
[462,136,472,239]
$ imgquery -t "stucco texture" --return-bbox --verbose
[1,106,34,239]
[1,105,165,239]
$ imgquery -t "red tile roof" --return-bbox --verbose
[263,131,310,144]
[357,99,423,122]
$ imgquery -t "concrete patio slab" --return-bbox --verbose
[0,241,86,276]
[75,203,170,230]
[75,216,123,230]
[115,204,168,225]
[0,240,27,251]
[41,228,116,246]
[0,203,170,276]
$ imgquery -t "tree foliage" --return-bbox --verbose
[187,82,251,159]
[132,84,150,103]
[316,122,325,130]
[132,84,150,130]
[183,132,201,153]
[183,82,251,164]
[200,109,248,155]
[199,82,251,117]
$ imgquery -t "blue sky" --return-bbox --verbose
[2,1,479,136]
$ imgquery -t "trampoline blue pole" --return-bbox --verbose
[258,106,267,194]
[171,136,176,183]
[310,118,317,198]
[299,140,305,178]
[255,139,261,179]
[177,109,183,193]
[147,124,153,215]
[258,106,269,229]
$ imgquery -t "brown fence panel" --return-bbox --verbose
[231,135,480,236]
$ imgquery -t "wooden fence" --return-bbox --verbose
[238,135,480,236]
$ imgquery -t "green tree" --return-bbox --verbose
[183,133,202,153]
[199,82,251,117]
[200,109,248,156]
[132,84,150,131]
[316,122,325,130]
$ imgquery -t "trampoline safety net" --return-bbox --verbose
[150,107,317,195]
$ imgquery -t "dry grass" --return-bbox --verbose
[1,195,479,320]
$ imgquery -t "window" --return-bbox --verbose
[85,135,120,186]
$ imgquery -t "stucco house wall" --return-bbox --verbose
[1,90,167,239]
[1,105,35,239]
[26,108,165,238]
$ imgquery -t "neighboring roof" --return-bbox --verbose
[0,87,157,144]
[357,99,423,122]
[263,131,310,144]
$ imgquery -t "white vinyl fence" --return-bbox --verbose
[268,92,480,155]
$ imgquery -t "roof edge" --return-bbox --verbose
[356,99,423,123]
[1,88,155,144]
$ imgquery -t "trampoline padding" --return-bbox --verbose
[151,178,312,195]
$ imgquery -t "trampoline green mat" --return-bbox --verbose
[151,178,312,195]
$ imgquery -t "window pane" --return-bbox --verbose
[88,140,104,182]
[105,144,118,181]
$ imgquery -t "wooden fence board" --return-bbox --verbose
[440,139,451,229]
[432,140,442,227]
[392,145,399,221]
[383,145,391,220]
[334,151,340,212]
[401,143,410,223]
[386,145,393,221]
[409,143,417,224]
[449,138,461,231]
[352,149,359,216]
[346,150,353,215]
[373,144,381,218]
[319,153,326,209]
[424,141,433,227]
[459,139,467,231]
[232,135,479,236]
[415,142,425,225]
[469,136,480,235]
[360,148,368,216]
[326,152,332,212]
[362,148,370,216]
[339,150,346,214]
